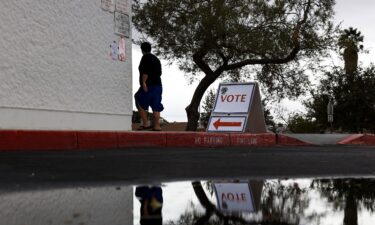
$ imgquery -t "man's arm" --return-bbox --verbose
[142,73,148,92]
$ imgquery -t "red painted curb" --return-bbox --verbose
[362,134,375,145]
[0,130,18,150]
[231,133,276,146]
[339,134,375,145]
[0,130,77,151]
[118,132,167,148]
[338,134,364,145]
[77,131,118,150]
[166,132,231,148]
[276,134,312,146]
[3,130,375,151]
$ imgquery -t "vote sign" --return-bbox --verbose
[207,82,266,133]
[213,83,255,114]
[214,183,255,213]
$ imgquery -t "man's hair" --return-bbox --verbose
[141,42,152,53]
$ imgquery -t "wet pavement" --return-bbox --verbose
[1,146,375,185]
[1,177,375,224]
[1,146,375,224]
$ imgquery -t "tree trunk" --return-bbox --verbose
[343,192,358,225]
[195,211,213,225]
[343,47,358,76]
[192,181,219,224]
[185,73,219,131]
[192,181,216,211]
[186,104,200,131]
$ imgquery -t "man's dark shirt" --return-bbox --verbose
[138,53,162,86]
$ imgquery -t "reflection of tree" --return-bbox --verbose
[165,180,311,225]
[261,181,309,224]
[312,178,375,225]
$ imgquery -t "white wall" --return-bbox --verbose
[0,1,132,130]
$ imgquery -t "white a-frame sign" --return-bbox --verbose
[207,82,266,133]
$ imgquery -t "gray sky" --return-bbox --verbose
[335,0,375,65]
[132,1,375,122]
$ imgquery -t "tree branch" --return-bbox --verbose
[193,50,213,75]
[214,51,229,75]
[225,0,312,71]
[225,46,299,70]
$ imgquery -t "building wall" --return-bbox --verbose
[0,1,132,130]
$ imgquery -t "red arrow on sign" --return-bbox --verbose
[213,119,242,130]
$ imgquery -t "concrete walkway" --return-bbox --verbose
[284,134,351,145]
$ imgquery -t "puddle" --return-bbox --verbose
[1,177,375,224]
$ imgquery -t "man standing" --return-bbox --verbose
[134,42,164,131]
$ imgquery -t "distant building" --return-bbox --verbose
[0,1,132,130]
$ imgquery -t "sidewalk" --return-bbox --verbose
[0,130,374,151]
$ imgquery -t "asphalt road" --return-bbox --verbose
[1,146,375,189]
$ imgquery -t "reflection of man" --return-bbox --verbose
[135,186,163,225]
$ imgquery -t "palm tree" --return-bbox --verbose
[338,27,364,76]
[312,178,375,225]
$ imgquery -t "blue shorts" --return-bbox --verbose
[134,85,164,112]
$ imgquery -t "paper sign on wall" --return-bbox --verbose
[101,0,115,12]
[110,41,119,60]
[114,12,130,37]
[109,38,126,62]
[118,37,126,61]
[115,0,128,13]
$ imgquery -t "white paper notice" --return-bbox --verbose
[114,12,130,37]
[102,0,115,12]
[118,37,126,61]
[110,41,119,60]
[115,0,128,14]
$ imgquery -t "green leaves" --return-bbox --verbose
[133,0,336,75]
[306,65,375,133]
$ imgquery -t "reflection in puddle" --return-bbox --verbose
[0,185,133,225]
[134,178,375,225]
[135,186,163,225]
[1,178,375,224]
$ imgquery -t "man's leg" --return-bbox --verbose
[138,106,149,127]
[150,86,163,131]
[153,111,161,130]
[135,88,151,128]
